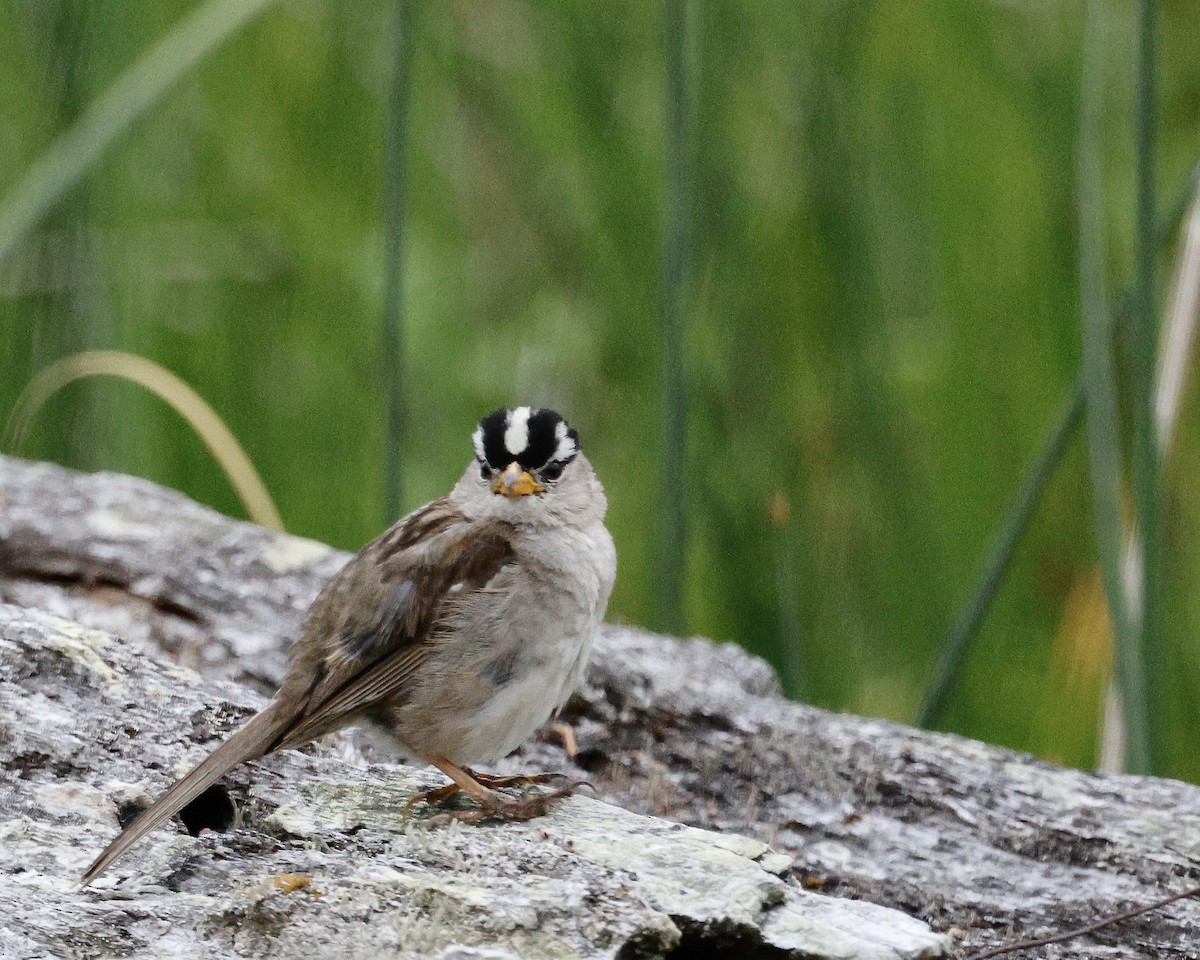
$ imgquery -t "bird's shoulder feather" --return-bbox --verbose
[272,499,517,747]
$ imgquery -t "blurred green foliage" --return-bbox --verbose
[3,1,1200,779]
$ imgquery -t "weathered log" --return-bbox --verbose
[1,454,1197,958]
[0,602,945,960]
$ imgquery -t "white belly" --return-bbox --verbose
[375,521,614,767]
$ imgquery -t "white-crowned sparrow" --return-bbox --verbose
[82,406,616,885]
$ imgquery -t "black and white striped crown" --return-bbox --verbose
[473,407,579,470]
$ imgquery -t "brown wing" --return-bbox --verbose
[82,498,515,886]
[269,499,516,749]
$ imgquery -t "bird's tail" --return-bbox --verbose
[80,703,293,886]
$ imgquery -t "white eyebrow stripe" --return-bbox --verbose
[504,406,532,456]
[472,426,485,461]
[553,432,577,461]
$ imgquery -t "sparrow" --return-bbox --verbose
[82,406,616,885]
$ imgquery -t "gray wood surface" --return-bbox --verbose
[2,453,1197,958]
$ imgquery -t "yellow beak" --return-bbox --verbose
[493,462,543,497]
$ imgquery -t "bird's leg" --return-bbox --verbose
[405,756,574,823]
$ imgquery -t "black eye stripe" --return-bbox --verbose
[476,407,579,470]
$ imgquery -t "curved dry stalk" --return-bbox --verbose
[3,349,283,530]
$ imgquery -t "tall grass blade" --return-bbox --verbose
[1129,0,1164,774]
[1103,171,1200,771]
[1078,0,1148,774]
[0,0,278,266]
[381,0,415,523]
[918,387,1083,727]
[1156,187,1200,449]
[660,0,696,634]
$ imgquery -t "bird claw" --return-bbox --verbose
[481,771,579,789]
[486,785,572,818]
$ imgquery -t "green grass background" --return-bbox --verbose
[3,1,1200,779]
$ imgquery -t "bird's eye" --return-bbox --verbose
[539,460,565,482]
[479,462,493,480]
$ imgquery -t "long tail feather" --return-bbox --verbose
[81,703,292,886]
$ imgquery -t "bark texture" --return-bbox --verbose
[1,454,1198,958]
